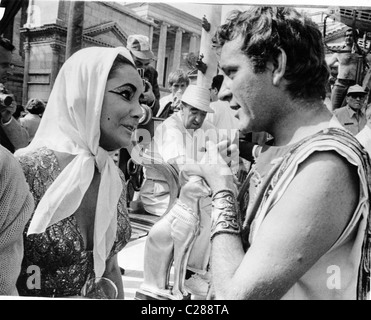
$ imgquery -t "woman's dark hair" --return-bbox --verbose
[212,7,330,101]
[25,98,45,115]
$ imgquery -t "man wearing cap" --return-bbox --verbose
[333,84,368,135]
[140,84,222,216]
[327,28,371,111]
[126,34,161,115]
[0,36,29,152]
[140,84,236,297]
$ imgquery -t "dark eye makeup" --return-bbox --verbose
[109,84,136,100]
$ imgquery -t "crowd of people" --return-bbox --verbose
[0,5,370,300]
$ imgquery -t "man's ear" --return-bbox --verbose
[272,48,287,86]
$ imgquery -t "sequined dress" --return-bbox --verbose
[16,147,131,297]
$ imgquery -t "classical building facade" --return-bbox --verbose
[3,2,369,106]
[124,2,202,87]
[4,1,203,105]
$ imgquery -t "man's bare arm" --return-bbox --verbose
[210,151,358,300]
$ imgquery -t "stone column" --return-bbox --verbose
[50,43,62,90]
[22,41,31,105]
[172,28,184,72]
[189,33,198,54]
[197,6,222,88]
[149,25,154,49]
[156,21,169,87]
[65,1,85,60]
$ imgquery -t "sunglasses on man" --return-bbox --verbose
[348,94,367,100]
[134,58,150,68]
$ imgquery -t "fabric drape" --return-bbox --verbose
[15,46,135,278]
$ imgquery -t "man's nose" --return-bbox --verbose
[218,78,232,102]
[195,113,204,123]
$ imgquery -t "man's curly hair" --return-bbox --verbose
[212,7,330,101]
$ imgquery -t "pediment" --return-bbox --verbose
[84,21,128,46]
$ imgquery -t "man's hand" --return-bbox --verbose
[217,139,239,171]
[182,140,236,194]
[171,92,183,112]
[0,100,16,123]
[202,15,211,32]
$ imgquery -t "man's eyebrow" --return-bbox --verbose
[217,62,223,73]
[217,66,227,76]
[217,61,232,75]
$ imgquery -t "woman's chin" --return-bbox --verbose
[120,136,133,149]
[100,139,130,152]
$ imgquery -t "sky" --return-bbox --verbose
[121,0,371,19]
[168,3,251,20]
[117,1,249,20]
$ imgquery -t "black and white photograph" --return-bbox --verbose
[0,0,370,308]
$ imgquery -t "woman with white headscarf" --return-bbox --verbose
[14,46,143,298]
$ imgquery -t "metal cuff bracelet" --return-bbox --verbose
[210,189,241,240]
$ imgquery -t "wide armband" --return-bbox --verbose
[210,189,241,241]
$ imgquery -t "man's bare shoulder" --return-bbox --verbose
[297,150,358,187]
[260,149,359,257]
[289,150,359,221]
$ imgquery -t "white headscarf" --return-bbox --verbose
[15,46,135,278]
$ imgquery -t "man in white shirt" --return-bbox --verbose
[0,37,29,152]
[156,70,190,119]
[141,85,218,216]
[140,85,236,297]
